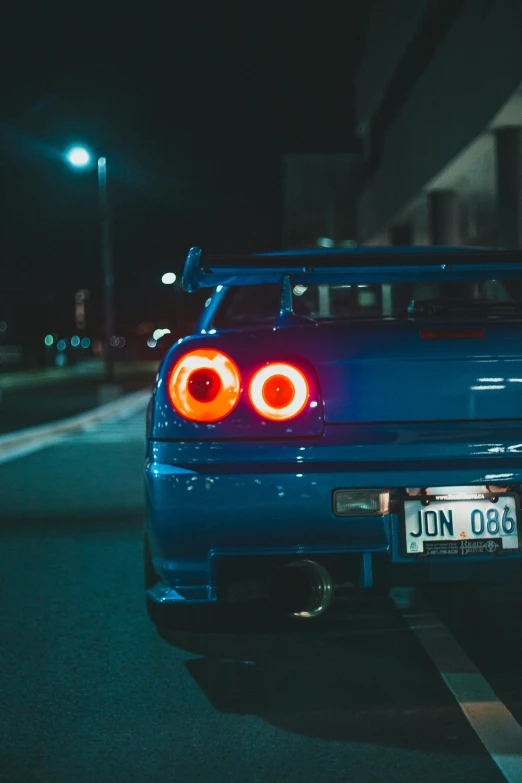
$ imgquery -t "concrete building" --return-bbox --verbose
[355,0,522,249]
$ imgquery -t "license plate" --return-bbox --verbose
[404,494,519,556]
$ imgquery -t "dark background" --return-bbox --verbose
[0,4,364,354]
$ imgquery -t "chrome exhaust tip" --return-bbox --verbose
[268,559,333,618]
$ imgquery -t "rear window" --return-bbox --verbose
[213,279,522,327]
[213,284,280,328]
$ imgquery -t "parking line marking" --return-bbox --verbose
[391,588,522,783]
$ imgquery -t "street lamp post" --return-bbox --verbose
[97,157,115,383]
[65,147,115,384]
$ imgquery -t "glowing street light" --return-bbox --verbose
[162,272,176,285]
[66,146,91,168]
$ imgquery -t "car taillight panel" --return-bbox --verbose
[168,348,241,422]
[249,363,309,421]
[166,348,318,427]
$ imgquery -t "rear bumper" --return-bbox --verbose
[145,423,522,604]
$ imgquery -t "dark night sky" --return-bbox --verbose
[0,4,365,343]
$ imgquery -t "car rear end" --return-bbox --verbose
[145,247,522,625]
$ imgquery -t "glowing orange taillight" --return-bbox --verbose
[249,363,309,421]
[168,349,241,422]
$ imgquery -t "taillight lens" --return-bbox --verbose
[249,363,309,421]
[168,349,241,422]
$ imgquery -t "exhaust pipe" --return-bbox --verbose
[268,559,333,618]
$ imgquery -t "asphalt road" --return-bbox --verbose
[1,407,521,782]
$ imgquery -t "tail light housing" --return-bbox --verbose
[168,348,241,422]
[249,362,309,421]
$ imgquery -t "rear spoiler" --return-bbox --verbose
[181,246,522,292]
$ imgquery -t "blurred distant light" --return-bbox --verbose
[66,146,91,168]
[293,285,308,296]
[109,336,126,348]
[98,156,107,167]
[317,237,335,248]
[55,353,67,367]
[57,339,67,351]
[81,337,91,349]
[152,328,171,340]
[161,272,176,285]
[0,321,7,333]
[44,334,54,346]
[147,337,157,348]
[137,321,154,336]
[216,285,223,293]
[71,335,80,348]
[204,297,212,308]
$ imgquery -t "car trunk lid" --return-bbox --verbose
[279,320,522,423]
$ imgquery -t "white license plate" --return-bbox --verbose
[404,495,519,555]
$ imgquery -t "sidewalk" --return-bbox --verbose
[0,360,158,392]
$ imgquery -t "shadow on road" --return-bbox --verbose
[155,597,485,756]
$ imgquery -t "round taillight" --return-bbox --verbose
[168,349,241,422]
[249,363,309,421]
[188,368,222,402]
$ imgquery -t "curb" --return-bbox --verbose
[0,360,158,392]
[0,361,102,391]
[0,389,151,464]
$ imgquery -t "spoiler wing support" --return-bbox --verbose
[181,246,522,293]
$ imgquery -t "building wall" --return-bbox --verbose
[357,0,522,243]
[355,0,432,129]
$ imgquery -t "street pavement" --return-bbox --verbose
[1,406,521,782]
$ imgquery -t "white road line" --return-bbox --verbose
[391,587,522,783]
[0,392,149,464]
[0,435,68,465]
[66,412,146,443]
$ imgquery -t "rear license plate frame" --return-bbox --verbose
[400,491,521,558]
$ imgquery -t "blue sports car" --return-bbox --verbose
[145,245,522,631]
